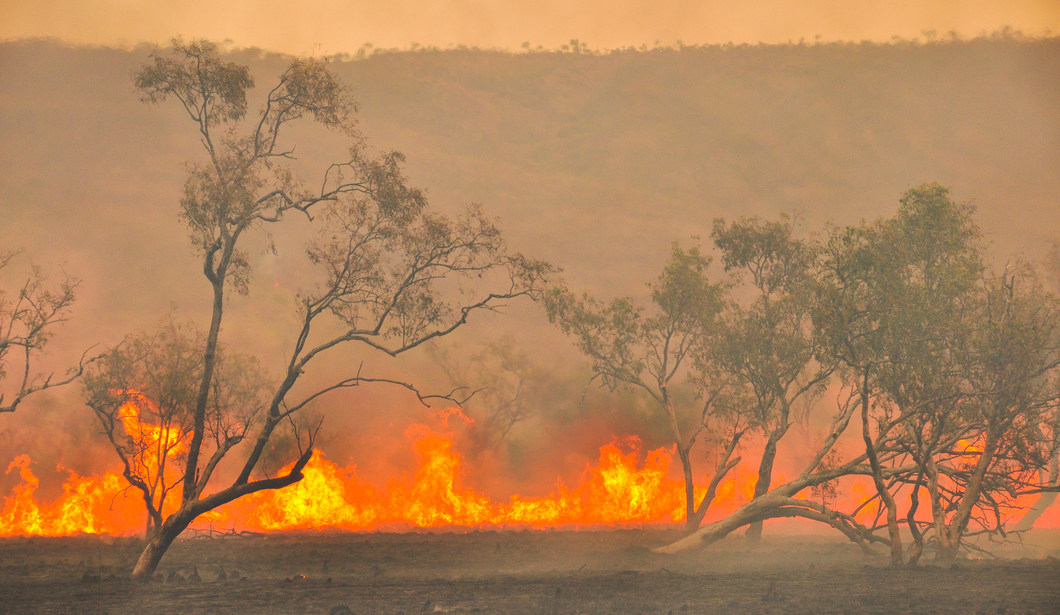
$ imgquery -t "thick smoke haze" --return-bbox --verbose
[2,1,1059,53]
[1,35,1059,507]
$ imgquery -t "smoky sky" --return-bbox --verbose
[2,0,1059,54]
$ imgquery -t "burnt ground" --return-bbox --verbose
[1,528,1058,615]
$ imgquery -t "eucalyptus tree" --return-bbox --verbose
[83,318,268,539]
[657,192,975,556]
[546,243,742,531]
[654,186,1060,557]
[121,39,551,579]
[710,214,834,542]
[816,184,984,564]
[927,263,1060,560]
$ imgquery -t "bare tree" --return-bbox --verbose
[122,39,551,579]
[546,243,745,532]
[0,250,92,414]
[430,336,548,453]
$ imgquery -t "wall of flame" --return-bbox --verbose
[2,417,1057,537]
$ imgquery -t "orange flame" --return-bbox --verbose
[2,406,1057,536]
[0,456,141,536]
[208,429,701,531]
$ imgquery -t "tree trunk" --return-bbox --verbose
[677,445,700,533]
[906,470,925,566]
[937,433,999,562]
[183,275,226,504]
[1013,461,1059,532]
[1014,492,1059,532]
[131,511,194,580]
[657,494,779,554]
[745,434,779,543]
[859,373,902,565]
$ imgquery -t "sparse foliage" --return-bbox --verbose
[0,251,92,414]
[83,318,268,537]
[546,243,742,531]
[120,39,551,578]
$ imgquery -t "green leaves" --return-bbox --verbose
[134,38,253,127]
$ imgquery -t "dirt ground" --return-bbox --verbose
[1,528,1058,615]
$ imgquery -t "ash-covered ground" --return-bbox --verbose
[2,528,1059,614]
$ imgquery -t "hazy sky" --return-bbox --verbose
[3,0,1058,54]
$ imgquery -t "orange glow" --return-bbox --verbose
[0,456,142,537]
[208,430,702,531]
[2,408,1057,537]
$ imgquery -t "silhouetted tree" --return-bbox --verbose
[83,318,269,538]
[430,336,549,453]
[0,250,92,413]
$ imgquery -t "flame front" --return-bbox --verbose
[3,405,1058,536]
[209,431,703,532]
[0,456,141,536]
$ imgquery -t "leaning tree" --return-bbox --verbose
[658,186,1060,559]
[83,318,270,540]
[116,39,550,579]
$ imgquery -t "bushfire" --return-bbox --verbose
[1,400,1057,537]
[0,426,754,537]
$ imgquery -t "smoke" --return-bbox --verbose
[2,37,1059,505]
[3,1,1058,53]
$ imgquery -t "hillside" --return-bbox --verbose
[1,35,1058,494]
